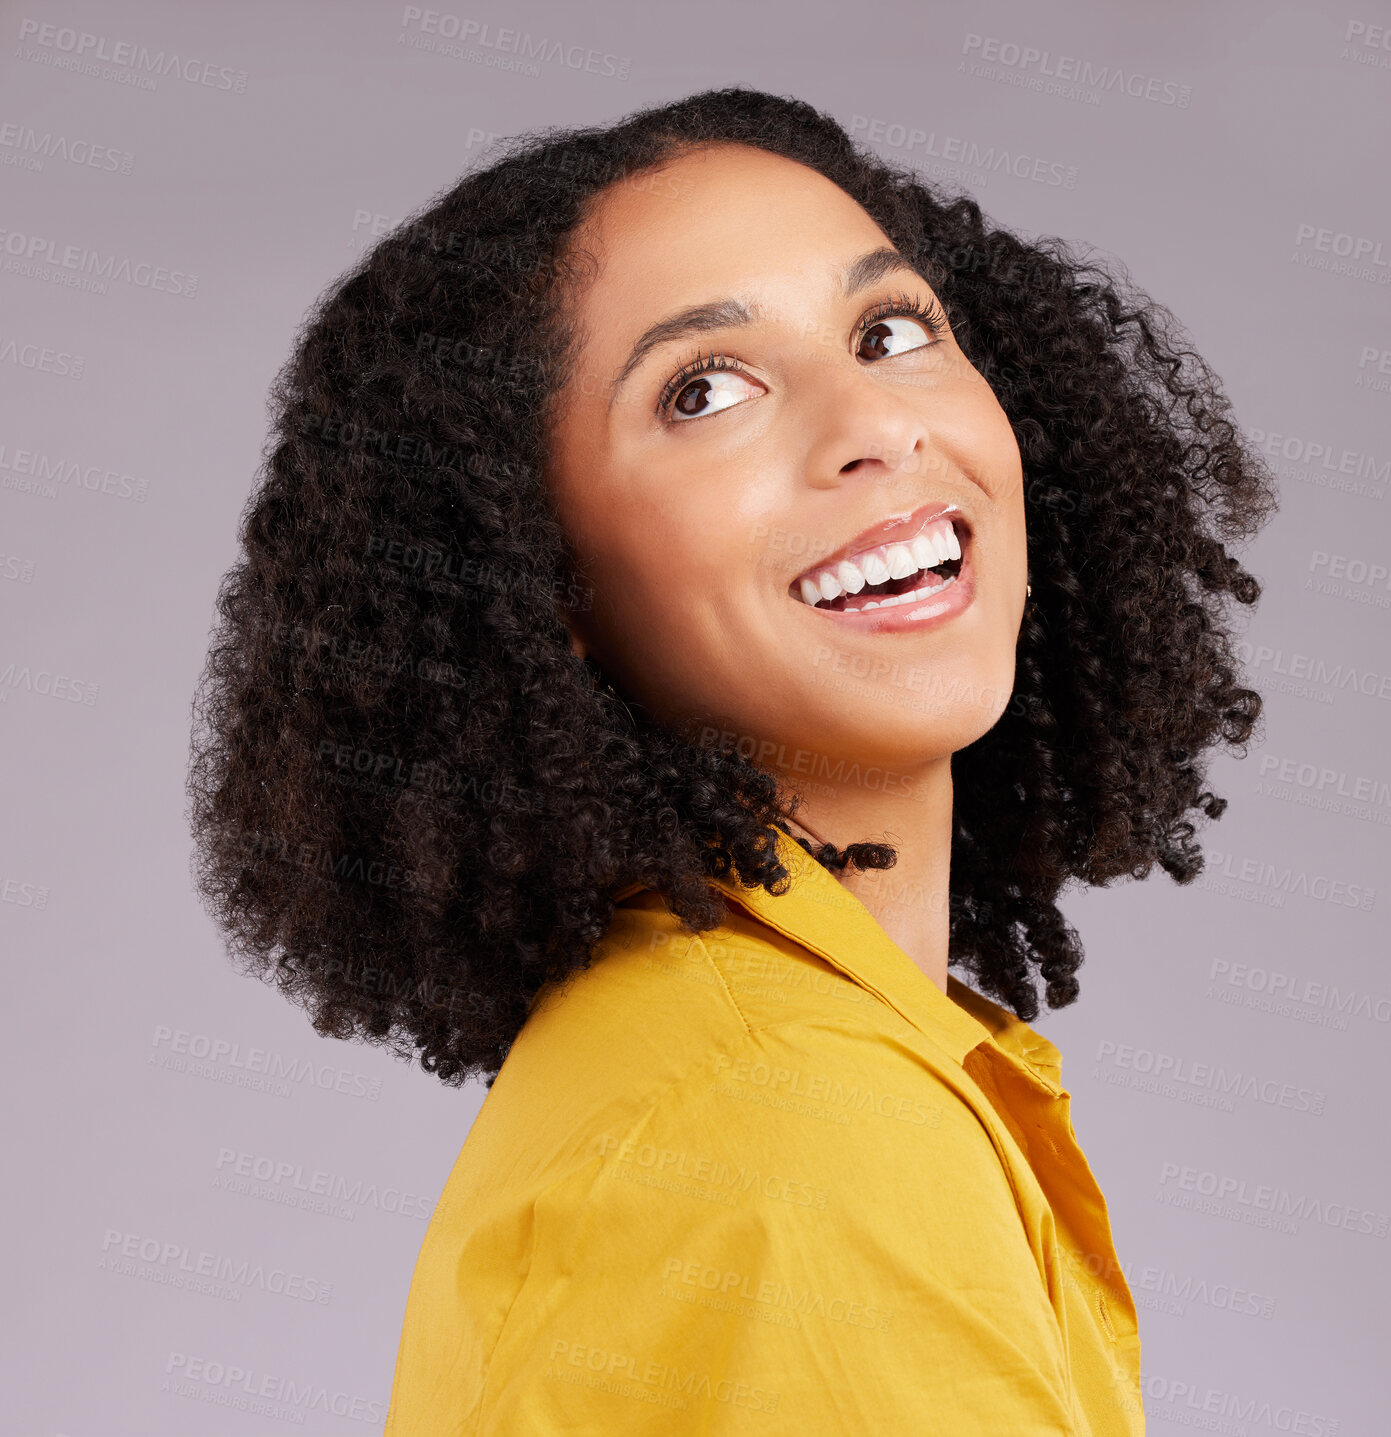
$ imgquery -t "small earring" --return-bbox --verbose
[1027,583,1032,598]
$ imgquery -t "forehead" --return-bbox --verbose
[568,143,893,311]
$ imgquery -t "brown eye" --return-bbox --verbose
[858,314,935,362]
[674,377,712,417]
[666,368,762,422]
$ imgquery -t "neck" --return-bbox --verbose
[777,755,954,994]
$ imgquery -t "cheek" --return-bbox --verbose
[582,502,745,677]
[973,392,1025,502]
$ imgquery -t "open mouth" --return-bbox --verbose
[789,514,968,614]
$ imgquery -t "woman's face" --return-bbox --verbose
[545,142,1027,776]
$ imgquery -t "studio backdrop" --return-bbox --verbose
[2,1,1387,1432]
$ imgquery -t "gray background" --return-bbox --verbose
[2,0,1388,1431]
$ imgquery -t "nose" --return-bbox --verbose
[797,360,938,491]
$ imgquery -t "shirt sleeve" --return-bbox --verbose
[476,1018,1082,1435]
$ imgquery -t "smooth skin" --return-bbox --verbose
[545,142,1028,994]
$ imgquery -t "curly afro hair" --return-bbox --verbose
[186,85,1278,1087]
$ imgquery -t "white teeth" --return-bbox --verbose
[793,518,964,608]
[877,573,956,607]
[885,543,915,580]
[860,552,891,585]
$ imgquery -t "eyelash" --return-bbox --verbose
[655,290,950,421]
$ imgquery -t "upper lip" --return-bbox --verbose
[787,497,972,589]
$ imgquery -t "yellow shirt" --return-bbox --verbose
[384,825,1145,1434]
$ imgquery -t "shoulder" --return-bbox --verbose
[440,890,1073,1279]
[477,978,1025,1252]
[504,887,912,1111]
[467,1012,1074,1431]
[478,892,997,1187]
[410,921,1077,1431]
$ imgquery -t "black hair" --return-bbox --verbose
[187,85,1277,1086]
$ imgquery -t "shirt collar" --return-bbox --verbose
[615,824,1063,1089]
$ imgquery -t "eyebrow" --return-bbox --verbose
[607,245,926,405]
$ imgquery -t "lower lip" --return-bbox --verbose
[797,543,976,633]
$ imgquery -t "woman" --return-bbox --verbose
[187,86,1277,1433]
